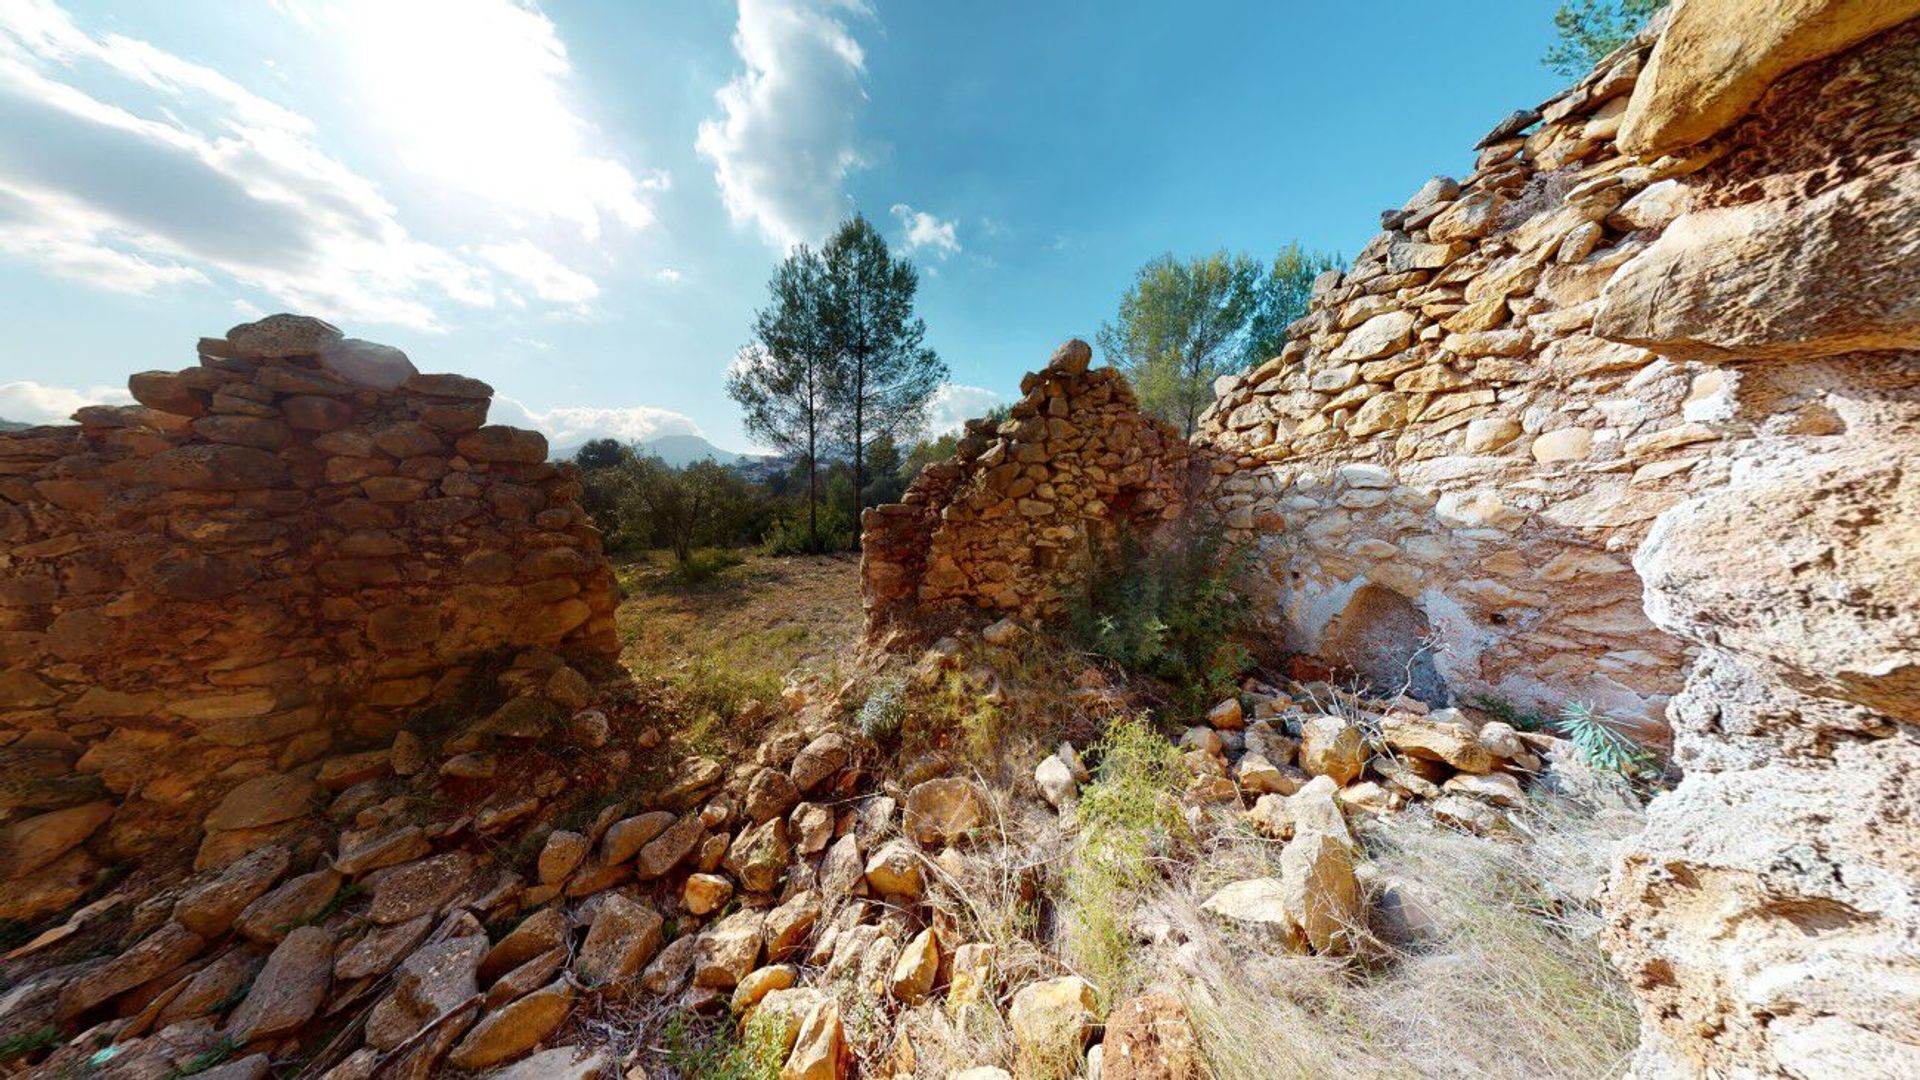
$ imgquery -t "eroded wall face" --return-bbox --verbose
[1593,14,1920,1076]
[0,317,616,921]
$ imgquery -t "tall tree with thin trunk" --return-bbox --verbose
[820,214,947,536]
[728,246,834,551]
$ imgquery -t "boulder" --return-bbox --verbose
[889,926,939,1005]
[0,800,111,879]
[1103,992,1203,1080]
[320,338,418,390]
[903,777,987,846]
[574,894,663,985]
[788,733,853,794]
[863,838,924,898]
[1035,754,1078,809]
[446,978,574,1071]
[1009,976,1099,1079]
[1299,717,1365,785]
[693,909,764,989]
[1617,0,1920,157]
[225,314,342,358]
[1380,712,1493,774]
[781,997,849,1080]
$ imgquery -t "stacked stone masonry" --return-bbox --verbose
[862,339,1194,628]
[0,314,616,923]
[863,1,1920,1074]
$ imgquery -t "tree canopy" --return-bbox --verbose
[1542,0,1667,77]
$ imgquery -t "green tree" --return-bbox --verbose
[1243,244,1342,368]
[616,456,753,563]
[1543,0,1667,77]
[1097,251,1260,436]
[861,434,905,507]
[573,437,629,471]
[819,214,948,535]
[729,246,835,551]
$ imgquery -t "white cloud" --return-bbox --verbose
[285,0,665,241]
[925,382,1004,435]
[890,203,959,257]
[0,379,132,424]
[0,0,651,331]
[655,267,683,283]
[697,0,870,248]
[491,394,702,449]
[476,241,600,306]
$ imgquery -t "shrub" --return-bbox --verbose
[1058,712,1189,1003]
[661,1010,787,1080]
[857,676,908,741]
[761,501,854,555]
[1066,527,1254,713]
[1557,701,1655,779]
[670,548,746,587]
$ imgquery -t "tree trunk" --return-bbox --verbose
[852,347,865,553]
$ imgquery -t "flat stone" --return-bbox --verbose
[57,921,205,1019]
[369,852,475,924]
[226,925,334,1043]
[320,338,417,390]
[205,773,319,832]
[225,314,342,359]
[175,845,292,936]
[574,894,663,985]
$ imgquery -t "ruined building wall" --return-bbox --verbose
[862,340,1192,628]
[860,1,1920,1072]
[1194,19,1718,732]
[0,315,616,921]
[1588,2,1920,1074]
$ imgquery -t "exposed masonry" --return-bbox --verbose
[0,315,615,921]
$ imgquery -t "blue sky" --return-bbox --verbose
[0,0,1570,451]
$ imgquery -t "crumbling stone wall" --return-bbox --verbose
[1589,2,1920,1074]
[0,315,615,922]
[1194,17,1722,732]
[861,340,1192,628]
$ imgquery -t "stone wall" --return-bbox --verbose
[861,340,1193,629]
[860,0,1920,1072]
[1590,2,1920,1074]
[0,315,616,922]
[1194,15,1719,730]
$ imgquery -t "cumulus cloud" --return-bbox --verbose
[890,203,959,258]
[697,0,870,248]
[0,379,132,424]
[491,395,702,449]
[655,267,683,283]
[925,382,1004,435]
[476,241,601,306]
[0,0,648,330]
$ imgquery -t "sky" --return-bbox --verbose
[0,0,1571,452]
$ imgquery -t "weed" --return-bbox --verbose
[1471,694,1545,733]
[164,1039,237,1079]
[1065,527,1254,715]
[660,1010,786,1080]
[857,675,908,741]
[1057,712,1188,1004]
[0,1027,59,1062]
[1557,701,1654,779]
[670,548,748,587]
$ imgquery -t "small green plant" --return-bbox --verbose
[1471,694,1544,733]
[670,548,747,587]
[1557,701,1654,778]
[857,676,908,740]
[1059,712,1189,1003]
[0,1026,59,1062]
[661,1010,786,1080]
[165,1039,238,1079]
[1067,528,1254,713]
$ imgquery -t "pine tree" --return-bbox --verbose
[819,214,948,537]
[728,246,834,551]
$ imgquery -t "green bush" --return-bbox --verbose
[1066,527,1254,712]
[670,548,746,586]
[1060,712,1188,1003]
[762,502,854,555]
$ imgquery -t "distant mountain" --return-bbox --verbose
[0,417,29,432]
[549,432,766,470]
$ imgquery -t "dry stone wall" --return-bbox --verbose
[1588,2,1920,1074]
[1195,17,1723,731]
[862,340,1193,628]
[0,314,616,922]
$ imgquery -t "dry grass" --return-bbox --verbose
[1163,799,1642,1080]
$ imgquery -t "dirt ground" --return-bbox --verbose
[613,550,865,693]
